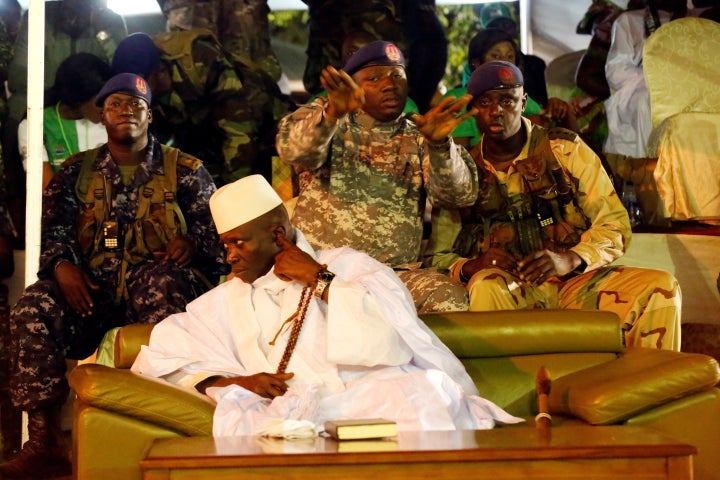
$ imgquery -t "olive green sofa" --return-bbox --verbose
[68,310,720,480]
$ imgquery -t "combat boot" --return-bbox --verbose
[0,405,71,479]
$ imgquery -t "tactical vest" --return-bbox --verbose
[454,127,591,260]
[74,145,197,300]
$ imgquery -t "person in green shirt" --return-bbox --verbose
[18,53,112,189]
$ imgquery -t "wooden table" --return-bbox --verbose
[140,424,695,480]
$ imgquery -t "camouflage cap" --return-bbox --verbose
[467,61,524,97]
[95,73,153,107]
[342,40,405,76]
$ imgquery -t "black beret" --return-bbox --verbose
[467,61,524,97]
[343,41,405,76]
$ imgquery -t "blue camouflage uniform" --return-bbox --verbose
[7,135,227,409]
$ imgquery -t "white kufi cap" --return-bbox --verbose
[209,174,283,234]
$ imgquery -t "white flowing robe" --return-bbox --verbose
[132,231,522,436]
[604,9,672,158]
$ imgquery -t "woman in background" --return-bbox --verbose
[18,52,112,189]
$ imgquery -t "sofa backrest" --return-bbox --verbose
[421,310,622,357]
[422,310,623,416]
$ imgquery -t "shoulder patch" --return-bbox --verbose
[548,127,578,142]
[176,152,203,171]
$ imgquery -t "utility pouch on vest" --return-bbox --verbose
[507,194,543,257]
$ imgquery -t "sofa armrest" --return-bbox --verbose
[69,363,215,436]
[548,348,720,425]
[114,323,156,368]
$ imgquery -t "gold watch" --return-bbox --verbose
[314,269,335,299]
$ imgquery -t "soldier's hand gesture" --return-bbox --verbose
[320,66,365,120]
[54,261,99,316]
[413,94,478,143]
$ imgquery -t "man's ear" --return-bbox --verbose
[100,110,106,126]
[147,107,152,124]
[273,226,286,246]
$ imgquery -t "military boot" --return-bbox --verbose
[0,405,71,479]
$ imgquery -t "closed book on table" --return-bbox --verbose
[336,439,398,453]
[324,418,397,440]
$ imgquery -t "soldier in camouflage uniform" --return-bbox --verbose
[277,41,478,314]
[0,74,227,479]
[156,0,282,82]
[425,62,681,351]
[112,31,283,187]
[3,0,127,247]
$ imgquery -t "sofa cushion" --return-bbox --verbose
[69,363,215,436]
[548,348,720,425]
[422,310,623,358]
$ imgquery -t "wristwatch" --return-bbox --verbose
[314,268,335,299]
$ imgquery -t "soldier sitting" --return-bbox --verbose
[425,61,681,351]
[111,31,285,187]
[277,41,478,314]
[0,73,227,479]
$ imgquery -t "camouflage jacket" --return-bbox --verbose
[152,29,281,185]
[277,97,478,266]
[160,0,282,81]
[426,118,631,279]
[39,136,227,291]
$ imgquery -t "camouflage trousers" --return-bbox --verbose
[466,265,681,351]
[396,267,469,315]
[7,261,208,410]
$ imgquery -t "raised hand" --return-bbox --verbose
[412,94,478,143]
[320,66,365,120]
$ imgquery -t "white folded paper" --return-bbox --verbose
[254,419,318,440]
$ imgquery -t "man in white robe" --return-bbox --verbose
[604,0,686,158]
[132,174,521,436]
